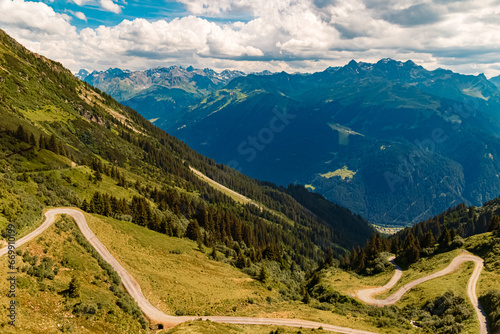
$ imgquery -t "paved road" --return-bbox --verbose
[1,208,378,334]
[356,254,488,334]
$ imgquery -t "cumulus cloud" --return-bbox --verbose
[100,0,121,14]
[74,11,87,21]
[1,0,500,77]
[0,0,76,37]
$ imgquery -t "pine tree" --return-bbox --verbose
[259,264,268,282]
[90,192,103,214]
[403,232,420,264]
[211,246,218,260]
[438,228,452,249]
[185,220,201,241]
[420,231,436,249]
[94,169,102,182]
[39,134,45,149]
[81,199,89,212]
[15,125,27,142]
[488,215,500,232]
[48,134,59,154]
[68,276,81,298]
[302,291,311,304]
[29,133,36,147]
[195,203,209,228]
[236,251,246,269]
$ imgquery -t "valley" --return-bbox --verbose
[84,60,500,226]
[0,19,499,334]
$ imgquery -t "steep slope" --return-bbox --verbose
[162,59,500,226]
[0,28,374,270]
[0,213,148,333]
[323,230,500,334]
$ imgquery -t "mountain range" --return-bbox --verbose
[80,60,500,226]
[2,27,500,334]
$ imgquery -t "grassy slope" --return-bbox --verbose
[0,215,145,333]
[85,212,276,317]
[0,153,148,239]
[326,231,500,334]
[86,213,393,334]
[464,232,500,295]
[165,320,331,334]
[377,249,464,299]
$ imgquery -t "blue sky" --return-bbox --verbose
[40,1,188,30]
[1,0,500,77]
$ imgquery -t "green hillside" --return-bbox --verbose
[0,29,377,333]
[311,229,500,334]
[0,214,147,333]
[0,27,373,264]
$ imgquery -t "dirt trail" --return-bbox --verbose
[2,209,489,333]
[0,208,377,333]
[356,254,488,334]
[189,167,257,206]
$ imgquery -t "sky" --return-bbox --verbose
[0,0,499,77]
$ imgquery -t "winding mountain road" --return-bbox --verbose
[1,208,377,333]
[357,254,488,334]
[0,208,489,334]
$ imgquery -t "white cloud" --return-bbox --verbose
[74,11,87,21]
[100,0,121,14]
[1,0,500,77]
[70,0,90,5]
[0,0,76,37]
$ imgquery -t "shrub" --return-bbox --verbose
[479,290,500,332]
[73,302,98,316]
[415,292,472,334]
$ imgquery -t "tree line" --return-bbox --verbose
[341,203,500,273]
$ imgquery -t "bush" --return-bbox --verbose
[68,276,81,298]
[451,236,464,249]
[73,302,98,316]
[416,292,472,334]
[26,256,56,280]
[479,290,500,332]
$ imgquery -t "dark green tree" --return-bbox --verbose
[259,264,268,282]
[185,219,201,241]
[488,215,500,232]
[68,276,81,298]
[211,246,218,260]
[29,133,37,147]
[420,230,436,249]
[48,134,59,154]
[402,232,420,264]
[438,228,452,249]
[302,291,311,304]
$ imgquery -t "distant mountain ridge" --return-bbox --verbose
[83,66,245,100]
[79,59,500,226]
[75,68,89,81]
[79,65,245,125]
[490,75,500,90]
